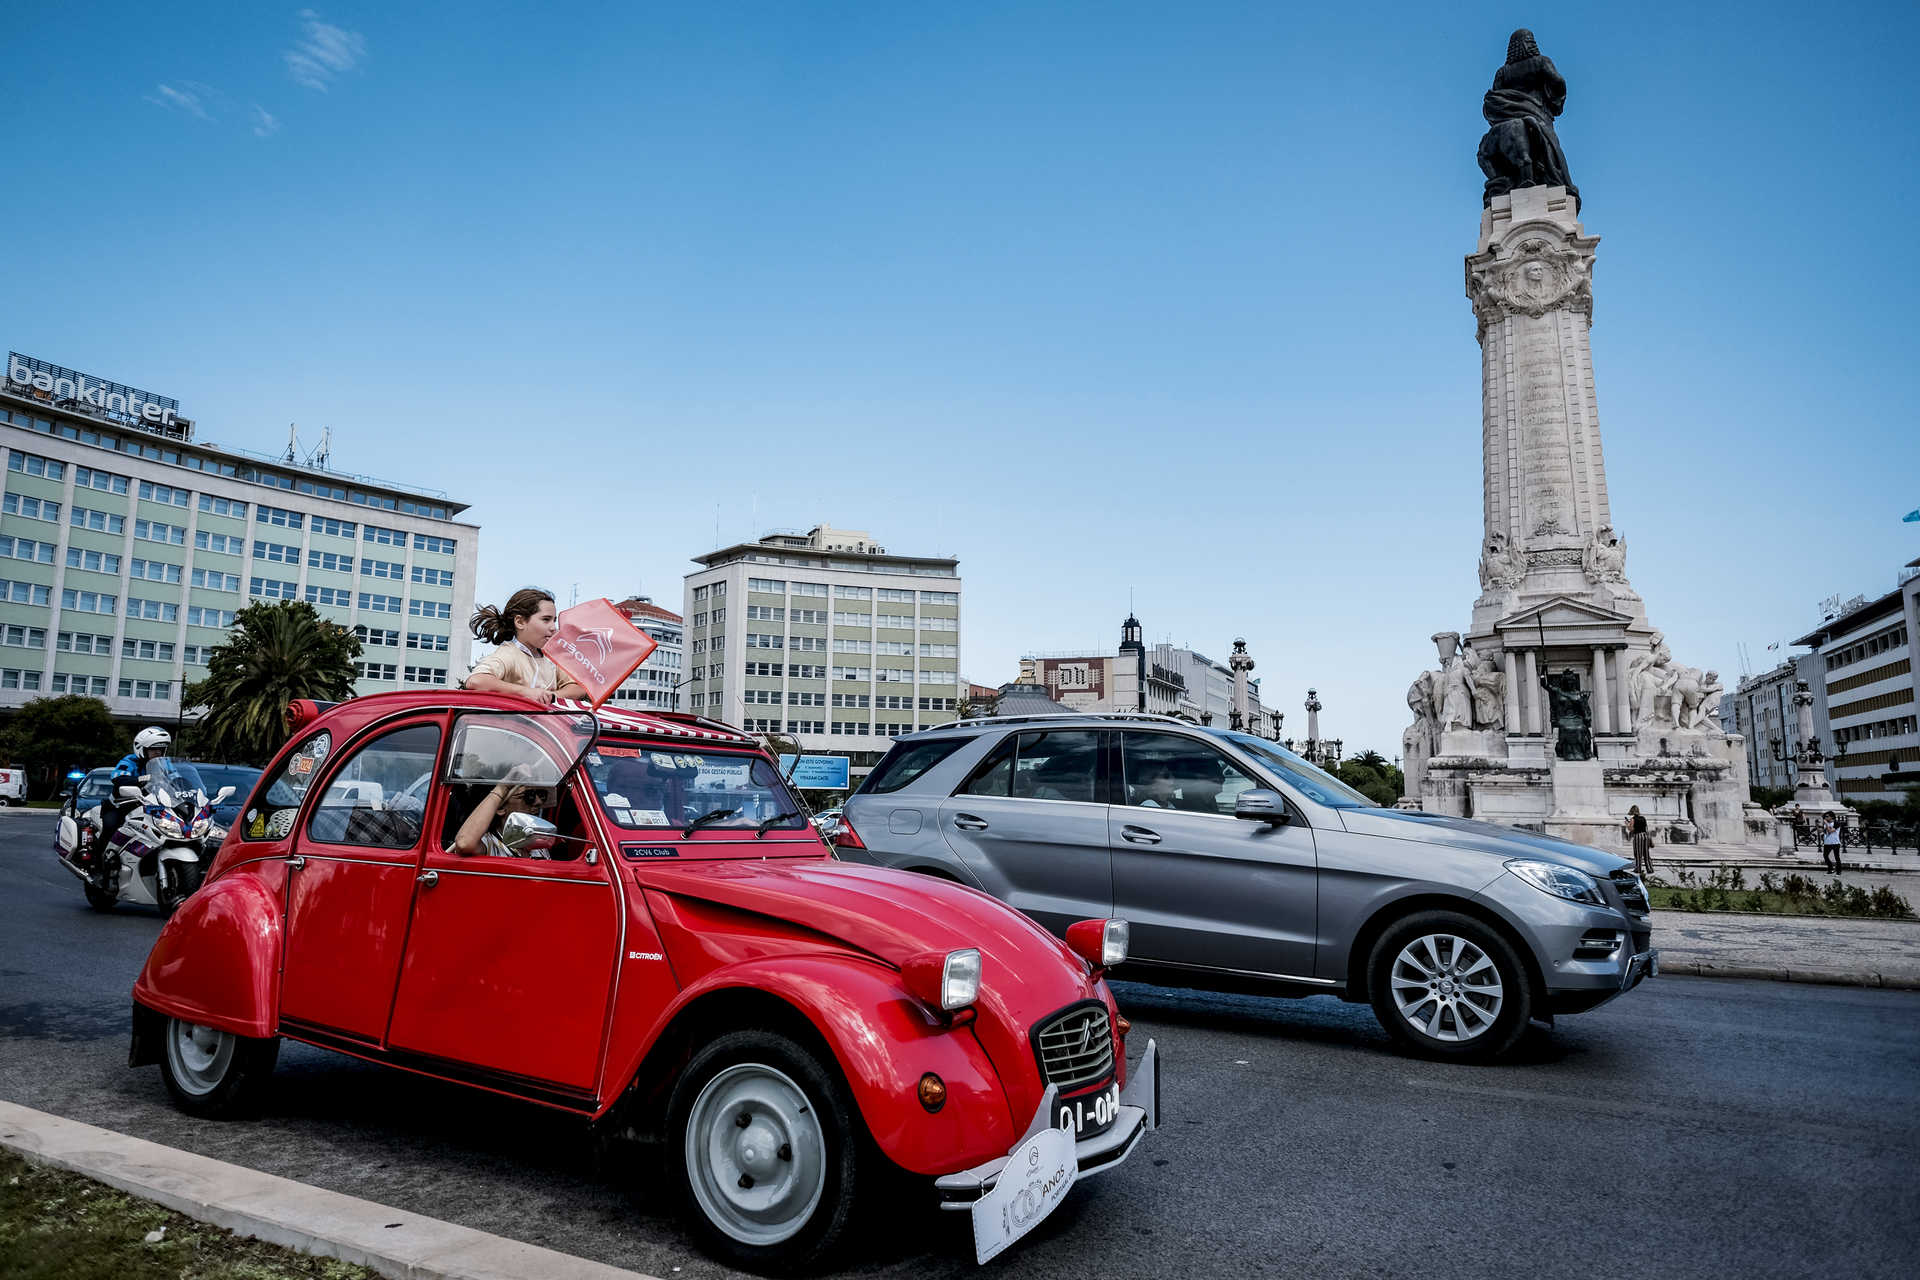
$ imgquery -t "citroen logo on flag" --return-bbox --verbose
[576,627,616,664]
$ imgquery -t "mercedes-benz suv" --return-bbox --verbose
[835,712,1655,1062]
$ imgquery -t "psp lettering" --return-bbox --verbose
[9,355,177,425]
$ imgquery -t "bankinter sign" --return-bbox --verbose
[7,353,181,428]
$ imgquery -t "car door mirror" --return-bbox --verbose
[500,811,559,855]
[1234,789,1289,826]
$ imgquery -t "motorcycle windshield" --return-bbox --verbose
[147,758,207,805]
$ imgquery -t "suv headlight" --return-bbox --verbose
[1505,859,1606,906]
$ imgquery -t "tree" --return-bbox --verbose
[183,600,362,765]
[1331,751,1405,807]
[955,685,1000,720]
[0,695,131,798]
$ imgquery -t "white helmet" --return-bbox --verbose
[133,726,172,756]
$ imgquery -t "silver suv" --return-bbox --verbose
[836,713,1655,1062]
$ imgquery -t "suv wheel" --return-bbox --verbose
[667,1029,866,1271]
[1368,910,1531,1062]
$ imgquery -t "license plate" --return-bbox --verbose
[1056,1081,1119,1138]
[971,1123,1078,1264]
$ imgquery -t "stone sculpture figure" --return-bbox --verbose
[1462,643,1507,729]
[1438,653,1475,734]
[1627,632,1676,728]
[1542,668,1593,760]
[1667,665,1725,731]
[1478,29,1578,206]
[1582,525,1627,584]
[1403,670,1437,799]
[1477,531,1527,592]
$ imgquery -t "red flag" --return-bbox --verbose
[546,598,658,708]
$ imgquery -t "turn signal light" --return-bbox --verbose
[917,1073,947,1112]
[1116,1014,1132,1038]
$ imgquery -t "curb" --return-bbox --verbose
[0,1100,660,1280]
[1658,961,1920,991]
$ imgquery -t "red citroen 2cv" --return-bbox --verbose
[131,693,1157,1270]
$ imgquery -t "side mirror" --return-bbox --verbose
[116,784,143,802]
[213,786,236,803]
[500,810,559,855]
[1235,789,1290,826]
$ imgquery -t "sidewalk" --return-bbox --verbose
[1650,908,1920,989]
[0,1100,657,1280]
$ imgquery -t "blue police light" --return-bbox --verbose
[65,769,87,781]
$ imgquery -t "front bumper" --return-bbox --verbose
[933,1037,1158,1207]
[1477,872,1656,1013]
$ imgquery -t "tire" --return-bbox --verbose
[83,882,116,912]
[1369,910,1532,1063]
[158,1017,279,1117]
[666,1028,866,1273]
[157,861,202,917]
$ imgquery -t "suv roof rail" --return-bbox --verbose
[935,710,1202,732]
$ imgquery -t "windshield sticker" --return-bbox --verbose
[650,752,678,768]
[291,754,314,777]
[621,842,680,859]
[597,745,642,759]
[629,809,669,826]
[245,809,264,838]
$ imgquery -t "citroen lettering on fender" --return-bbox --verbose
[628,951,664,961]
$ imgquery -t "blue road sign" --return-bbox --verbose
[777,754,850,790]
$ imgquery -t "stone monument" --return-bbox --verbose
[1401,29,1751,847]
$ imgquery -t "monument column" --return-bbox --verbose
[1611,651,1630,730]
[1502,652,1522,733]
[1521,650,1542,735]
[1590,647,1611,734]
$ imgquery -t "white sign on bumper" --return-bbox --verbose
[970,1121,1078,1264]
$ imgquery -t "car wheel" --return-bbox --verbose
[667,1028,865,1272]
[1369,911,1531,1062]
[159,1018,279,1117]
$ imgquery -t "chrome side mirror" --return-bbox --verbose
[1234,789,1289,826]
[500,810,559,854]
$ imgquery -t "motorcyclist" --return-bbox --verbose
[92,726,170,888]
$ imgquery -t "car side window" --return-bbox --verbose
[955,735,1015,797]
[1009,730,1102,804]
[239,731,332,842]
[1121,731,1258,816]
[307,723,442,850]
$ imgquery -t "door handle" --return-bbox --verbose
[287,856,305,870]
[418,870,439,888]
[1121,826,1162,845]
[953,814,989,831]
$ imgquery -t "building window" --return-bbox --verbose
[362,558,404,579]
[195,530,241,554]
[355,661,398,680]
[407,598,451,619]
[791,581,828,597]
[355,625,400,647]
[876,613,914,629]
[248,577,298,601]
[308,550,352,572]
[919,591,958,605]
[313,516,356,538]
[832,693,870,708]
[920,616,958,632]
[198,494,247,518]
[406,631,450,651]
[2,494,58,522]
[187,606,236,628]
[73,466,130,494]
[190,568,241,592]
[133,519,186,545]
[182,644,212,665]
[258,505,304,529]
[70,507,125,534]
[1,668,45,691]
[306,585,351,606]
[413,533,457,554]
[746,605,785,621]
[55,586,107,610]
[363,524,403,546]
[0,579,49,607]
[115,677,170,699]
[403,665,447,685]
[747,632,785,649]
[789,663,827,679]
[360,592,403,614]
[121,638,177,662]
[1,625,46,649]
[0,536,55,563]
[919,643,958,658]
[833,586,871,600]
[834,638,872,654]
[877,588,914,603]
[7,452,66,479]
[126,597,180,622]
[831,721,871,735]
[410,565,454,587]
[749,577,787,593]
[833,665,870,681]
[129,558,183,583]
[137,481,191,507]
[785,719,825,735]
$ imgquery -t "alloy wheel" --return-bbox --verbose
[1388,933,1505,1043]
[684,1063,827,1247]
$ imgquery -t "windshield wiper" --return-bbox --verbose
[681,807,738,839]
[755,811,799,838]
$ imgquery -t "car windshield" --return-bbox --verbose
[146,757,208,803]
[1211,731,1378,809]
[191,764,260,792]
[585,743,808,834]
[77,769,114,803]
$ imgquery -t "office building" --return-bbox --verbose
[2,350,476,723]
[1789,563,1920,804]
[1018,616,1280,736]
[683,524,960,773]
[607,595,684,712]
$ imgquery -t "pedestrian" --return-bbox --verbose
[1821,813,1843,875]
[463,587,588,706]
[1624,804,1653,879]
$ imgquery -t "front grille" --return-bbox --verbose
[1610,869,1650,918]
[1033,1004,1114,1093]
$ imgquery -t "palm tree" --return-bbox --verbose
[183,601,362,764]
[1353,749,1390,771]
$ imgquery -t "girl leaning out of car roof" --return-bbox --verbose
[462,586,587,706]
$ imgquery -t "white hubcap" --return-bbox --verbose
[685,1063,827,1246]
[166,1020,235,1095]
[1390,933,1504,1043]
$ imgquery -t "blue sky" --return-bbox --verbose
[7,2,1917,754]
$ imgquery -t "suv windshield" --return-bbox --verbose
[586,744,807,834]
[1211,731,1378,809]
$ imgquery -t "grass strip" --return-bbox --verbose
[0,1148,379,1280]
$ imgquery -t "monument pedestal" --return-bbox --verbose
[1545,759,1613,847]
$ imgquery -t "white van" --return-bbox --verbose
[0,767,26,805]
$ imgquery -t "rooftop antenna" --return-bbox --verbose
[282,423,299,463]
[307,425,332,471]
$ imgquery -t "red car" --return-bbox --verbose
[131,693,1157,1270]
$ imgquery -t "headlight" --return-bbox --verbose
[1506,859,1606,906]
[903,947,982,1012]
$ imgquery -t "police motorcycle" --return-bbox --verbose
[55,757,234,915]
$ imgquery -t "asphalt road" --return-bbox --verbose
[3,810,1917,1280]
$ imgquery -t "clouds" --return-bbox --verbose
[252,106,282,138]
[285,9,367,91]
[144,82,213,120]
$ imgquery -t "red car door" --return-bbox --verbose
[385,768,620,1095]
[280,717,445,1043]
